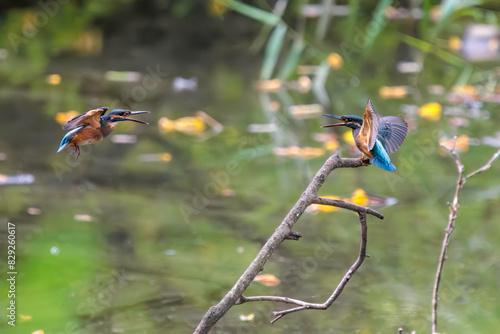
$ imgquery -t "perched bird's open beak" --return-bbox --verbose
[321,114,346,128]
[121,111,150,124]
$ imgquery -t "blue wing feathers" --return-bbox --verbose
[370,116,407,171]
[377,116,408,154]
[57,126,83,152]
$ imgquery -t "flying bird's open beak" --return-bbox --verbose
[321,114,346,128]
[121,111,150,124]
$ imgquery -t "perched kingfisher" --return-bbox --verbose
[57,107,149,159]
[322,99,408,171]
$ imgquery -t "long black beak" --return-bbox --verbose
[321,114,346,128]
[122,111,150,124]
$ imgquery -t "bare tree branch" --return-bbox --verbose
[313,196,384,219]
[432,144,500,334]
[465,148,500,179]
[194,154,382,333]
[238,212,368,324]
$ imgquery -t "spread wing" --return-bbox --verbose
[377,116,408,153]
[63,107,109,130]
[359,99,380,151]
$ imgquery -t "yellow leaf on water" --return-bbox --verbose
[208,0,227,16]
[174,117,206,135]
[324,140,339,151]
[158,117,175,133]
[158,116,206,135]
[46,74,61,85]
[160,153,172,162]
[448,36,462,51]
[327,53,343,69]
[55,111,79,125]
[351,189,369,207]
[418,102,442,121]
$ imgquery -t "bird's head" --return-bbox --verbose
[321,114,363,129]
[102,110,150,124]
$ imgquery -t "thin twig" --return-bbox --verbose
[313,196,384,219]
[431,144,500,334]
[431,144,464,334]
[239,212,368,324]
[194,154,368,333]
[465,148,500,179]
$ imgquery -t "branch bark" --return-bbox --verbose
[239,212,368,324]
[431,143,500,334]
[194,154,383,333]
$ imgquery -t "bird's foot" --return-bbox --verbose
[71,146,81,159]
[360,157,371,166]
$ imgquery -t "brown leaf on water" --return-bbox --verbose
[254,274,280,286]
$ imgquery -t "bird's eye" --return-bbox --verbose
[119,111,125,116]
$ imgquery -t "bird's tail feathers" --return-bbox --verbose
[371,156,396,172]
[370,140,397,171]
[57,136,71,152]
[57,126,82,153]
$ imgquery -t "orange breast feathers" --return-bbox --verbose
[71,126,107,146]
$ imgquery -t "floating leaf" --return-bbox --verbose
[419,102,442,121]
[55,111,79,125]
[74,214,93,222]
[324,140,339,151]
[440,135,470,153]
[239,313,255,321]
[327,53,343,69]
[351,189,369,207]
[379,86,408,99]
[46,74,61,85]
[254,274,281,286]
[288,104,324,118]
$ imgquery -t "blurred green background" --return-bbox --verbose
[1,0,500,333]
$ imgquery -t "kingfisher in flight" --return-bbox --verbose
[57,107,149,159]
[322,99,408,171]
